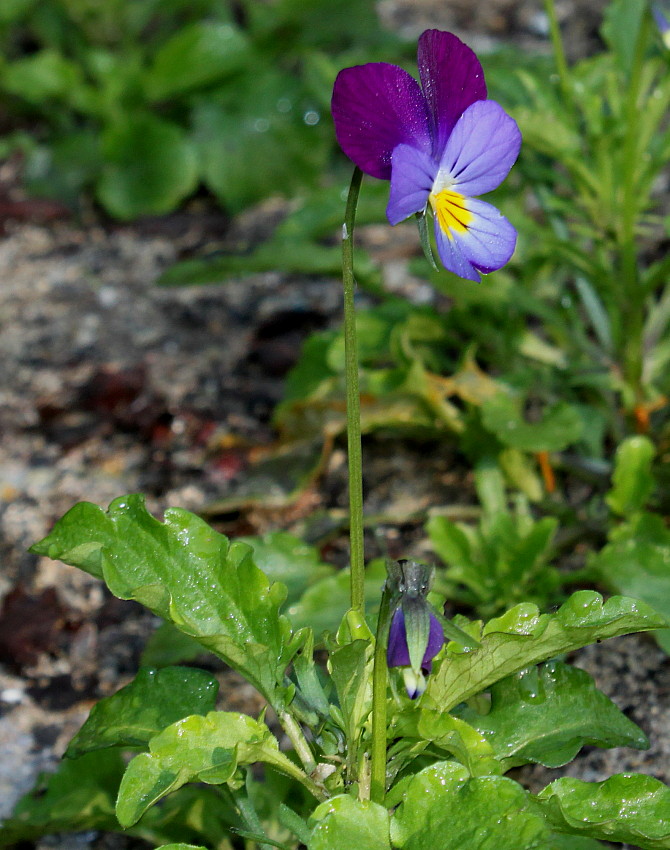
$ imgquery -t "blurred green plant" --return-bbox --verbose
[0,0,396,217]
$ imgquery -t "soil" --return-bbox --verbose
[0,3,667,850]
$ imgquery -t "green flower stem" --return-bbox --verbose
[369,584,394,804]
[342,166,366,615]
[544,0,571,109]
[620,12,650,404]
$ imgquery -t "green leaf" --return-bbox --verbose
[481,395,583,452]
[239,530,335,607]
[97,114,198,219]
[309,795,391,850]
[145,22,250,100]
[393,709,502,777]
[589,512,670,651]
[287,559,385,636]
[31,495,302,707]
[0,750,123,846]
[116,711,307,827]
[65,667,219,758]
[328,638,373,747]
[606,435,655,516]
[194,67,327,212]
[155,845,209,850]
[140,622,207,668]
[1,49,83,103]
[390,761,549,849]
[456,660,647,770]
[600,0,648,75]
[536,773,670,848]
[424,591,666,711]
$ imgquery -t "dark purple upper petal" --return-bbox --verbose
[387,143,436,225]
[437,100,521,197]
[387,607,411,668]
[424,610,445,670]
[417,30,487,160]
[332,62,431,180]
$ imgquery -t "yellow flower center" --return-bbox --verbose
[429,189,472,239]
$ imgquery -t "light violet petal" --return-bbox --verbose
[434,220,481,281]
[387,608,411,668]
[417,30,487,160]
[438,197,517,277]
[437,100,522,196]
[387,143,436,225]
[332,63,431,180]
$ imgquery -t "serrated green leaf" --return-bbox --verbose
[66,667,219,758]
[481,395,583,452]
[390,760,549,849]
[589,512,670,651]
[536,774,670,848]
[31,495,302,707]
[145,22,249,101]
[424,591,665,711]
[606,435,655,516]
[116,711,309,827]
[97,114,198,219]
[456,660,647,770]
[309,795,391,850]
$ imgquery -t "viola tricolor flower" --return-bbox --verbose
[332,30,522,282]
[385,559,444,698]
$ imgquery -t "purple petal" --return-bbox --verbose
[434,197,517,280]
[417,30,487,160]
[332,63,431,180]
[437,100,521,197]
[423,612,444,671]
[387,607,410,668]
[387,143,436,225]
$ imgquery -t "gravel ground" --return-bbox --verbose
[0,2,667,849]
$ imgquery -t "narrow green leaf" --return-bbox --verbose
[31,496,302,707]
[328,638,373,746]
[66,667,218,758]
[390,761,549,849]
[606,435,655,516]
[155,845,209,850]
[536,774,670,848]
[309,795,391,850]
[456,660,647,770]
[116,711,308,827]
[425,591,665,711]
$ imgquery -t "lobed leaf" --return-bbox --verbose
[536,774,670,848]
[390,760,549,849]
[456,660,647,770]
[425,591,666,711]
[66,666,219,758]
[116,711,306,827]
[31,495,302,707]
